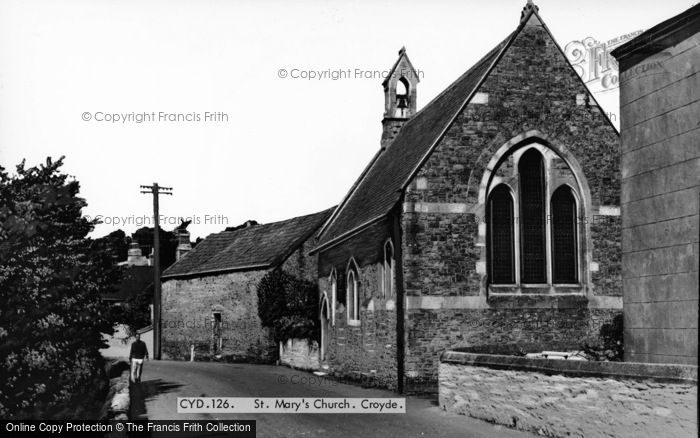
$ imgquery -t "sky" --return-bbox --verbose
[0,0,696,241]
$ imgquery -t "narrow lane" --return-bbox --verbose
[131,360,538,438]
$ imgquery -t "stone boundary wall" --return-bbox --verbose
[279,338,320,371]
[439,351,697,438]
[406,306,621,389]
[99,364,130,422]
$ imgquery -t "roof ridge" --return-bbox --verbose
[161,230,220,276]
[163,207,334,279]
[214,207,332,266]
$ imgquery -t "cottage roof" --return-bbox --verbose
[162,208,333,279]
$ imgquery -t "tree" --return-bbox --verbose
[0,157,120,419]
[581,314,624,361]
[93,229,129,264]
[131,226,178,270]
[120,283,153,338]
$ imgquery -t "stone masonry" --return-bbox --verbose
[161,270,274,362]
[439,357,698,437]
[400,14,622,388]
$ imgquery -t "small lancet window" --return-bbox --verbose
[383,240,394,297]
[347,265,360,322]
[329,270,337,326]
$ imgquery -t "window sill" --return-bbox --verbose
[488,284,585,295]
[347,319,361,327]
[489,284,582,288]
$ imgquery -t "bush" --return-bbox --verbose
[257,269,319,345]
[581,314,624,361]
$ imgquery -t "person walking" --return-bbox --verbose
[129,333,149,383]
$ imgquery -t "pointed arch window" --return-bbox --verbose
[382,240,395,297]
[519,149,547,284]
[551,186,578,283]
[346,261,360,323]
[486,145,583,289]
[487,185,515,284]
[329,269,337,326]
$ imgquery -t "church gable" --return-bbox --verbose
[403,6,620,298]
[407,6,618,208]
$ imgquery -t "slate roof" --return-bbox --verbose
[315,29,518,250]
[162,208,334,279]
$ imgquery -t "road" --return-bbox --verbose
[130,360,537,438]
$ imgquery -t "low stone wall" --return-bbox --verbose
[99,367,130,421]
[279,338,320,370]
[405,303,621,390]
[439,351,698,438]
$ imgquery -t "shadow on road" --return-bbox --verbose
[130,378,183,420]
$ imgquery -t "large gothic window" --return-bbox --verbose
[486,146,582,288]
[519,149,547,284]
[551,186,578,283]
[487,185,515,284]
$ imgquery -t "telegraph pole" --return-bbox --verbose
[140,183,172,360]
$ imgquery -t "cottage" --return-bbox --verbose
[160,208,332,361]
[313,1,622,391]
[611,4,700,365]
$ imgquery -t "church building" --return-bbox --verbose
[312,1,622,392]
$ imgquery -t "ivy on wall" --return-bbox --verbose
[257,269,319,345]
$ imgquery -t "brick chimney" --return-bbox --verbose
[126,241,149,266]
[175,229,192,261]
[381,47,419,149]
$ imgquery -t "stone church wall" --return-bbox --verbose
[317,223,400,390]
[401,21,622,389]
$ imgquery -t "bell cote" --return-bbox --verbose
[381,47,419,148]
